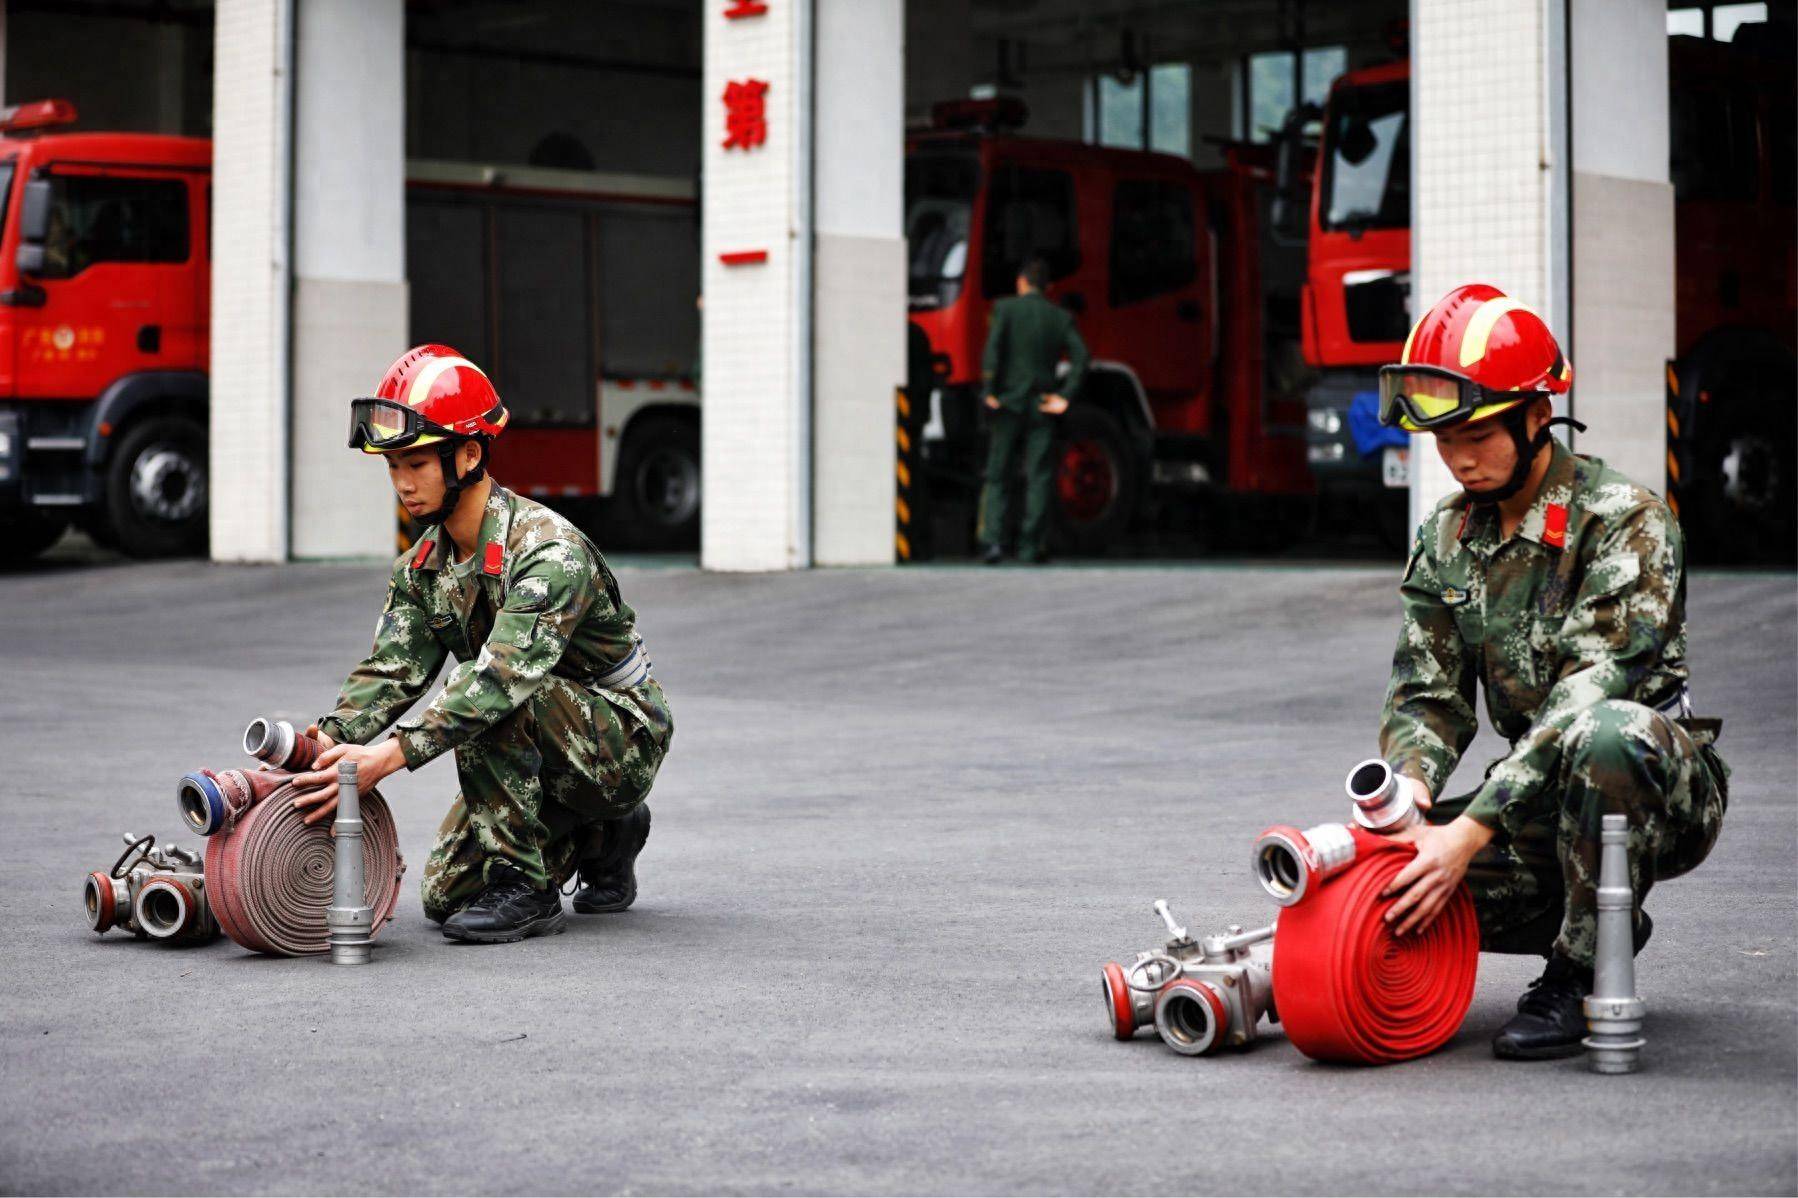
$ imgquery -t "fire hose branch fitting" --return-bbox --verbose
[1253,822,1356,906]
[242,717,322,773]
[1583,813,1646,1074]
[84,833,218,943]
[1102,901,1277,1053]
[1345,758,1422,832]
[326,760,375,965]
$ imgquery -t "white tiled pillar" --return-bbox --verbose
[210,0,293,562]
[289,0,406,559]
[211,0,404,563]
[702,0,903,570]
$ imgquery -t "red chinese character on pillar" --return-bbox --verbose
[721,79,770,150]
[723,0,768,17]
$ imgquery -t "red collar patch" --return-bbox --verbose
[1543,503,1568,549]
[410,538,434,570]
[1456,506,1472,541]
[482,541,505,577]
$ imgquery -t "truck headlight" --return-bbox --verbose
[1307,409,1343,435]
[1308,443,1346,463]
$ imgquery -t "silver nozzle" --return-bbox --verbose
[1583,813,1645,1073]
[327,760,374,965]
[1346,759,1422,832]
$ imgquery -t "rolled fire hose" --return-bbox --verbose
[176,722,404,956]
[1269,825,1478,1064]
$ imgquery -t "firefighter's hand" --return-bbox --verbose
[303,723,337,751]
[289,740,406,826]
[984,394,1000,410]
[1039,393,1069,416]
[1380,817,1493,936]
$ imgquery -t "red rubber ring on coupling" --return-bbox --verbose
[1102,962,1135,1039]
[86,872,115,932]
[1272,826,1479,1064]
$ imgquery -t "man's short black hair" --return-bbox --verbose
[1018,256,1051,290]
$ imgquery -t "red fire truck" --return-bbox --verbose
[0,101,701,561]
[905,101,1312,555]
[1300,27,1795,560]
[0,101,211,559]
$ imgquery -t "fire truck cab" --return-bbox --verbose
[0,100,211,559]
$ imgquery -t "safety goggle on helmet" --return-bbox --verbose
[347,345,509,453]
[1379,284,1572,433]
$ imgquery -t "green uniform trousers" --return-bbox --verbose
[420,675,669,922]
[1426,698,1727,968]
[977,408,1058,559]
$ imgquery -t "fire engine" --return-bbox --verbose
[1301,24,1795,561]
[905,99,1313,555]
[0,100,700,560]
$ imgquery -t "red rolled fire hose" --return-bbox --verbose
[1272,826,1479,1064]
[190,766,405,956]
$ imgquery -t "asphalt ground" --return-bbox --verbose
[1,551,1793,1196]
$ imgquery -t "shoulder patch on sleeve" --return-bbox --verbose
[482,540,504,577]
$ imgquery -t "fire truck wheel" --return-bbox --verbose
[1052,405,1139,555]
[0,511,70,564]
[104,416,208,558]
[611,417,700,550]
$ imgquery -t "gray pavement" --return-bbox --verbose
[1,555,1793,1195]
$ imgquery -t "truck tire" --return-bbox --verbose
[610,416,700,550]
[1,511,70,564]
[103,415,208,558]
[1052,404,1139,555]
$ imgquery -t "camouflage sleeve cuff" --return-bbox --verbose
[395,724,446,771]
[1459,792,1507,832]
[316,713,374,747]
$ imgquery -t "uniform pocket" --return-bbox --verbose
[491,609,539,651]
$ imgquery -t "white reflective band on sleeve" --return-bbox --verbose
[592,638,650,691]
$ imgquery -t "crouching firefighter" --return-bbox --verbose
[289,344,673,943]
[1372,285,1728,1058]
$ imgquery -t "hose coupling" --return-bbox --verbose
[1345,758,1422,832]
[242,716,322,772]
[1252,822,1356,906]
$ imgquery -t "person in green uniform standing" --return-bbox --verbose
[287,344,673,945]
[1373,285,1727,1059]
[977,255,1089,564]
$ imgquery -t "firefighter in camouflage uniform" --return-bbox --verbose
[290,344,672,944]
[1373,285,1728,1059]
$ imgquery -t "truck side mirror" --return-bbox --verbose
[19,177,50,243]
[15,243,45,276]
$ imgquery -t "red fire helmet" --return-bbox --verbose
[353,344,508,454]
[1381,284,1573,433]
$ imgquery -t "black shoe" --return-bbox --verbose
[980,544,1005,565]
[441,867,566,943]
[1492,954,1593,1060]
[572,804,652,914]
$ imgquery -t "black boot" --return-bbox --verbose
[980,544,1005,565]
[572,804,652,914]
[1492,954,1593,1060]
[441,866,565,944]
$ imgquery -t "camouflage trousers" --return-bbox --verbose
[1428,698,1728,969]
[420,676,670,922]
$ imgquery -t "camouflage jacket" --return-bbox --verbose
[317,484,671,769]
[1379,441,1689,832]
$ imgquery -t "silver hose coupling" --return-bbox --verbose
[326,760,374,965]
[1251,822,1356,906]
[1583,813,1646,1073]
[1345,758,1422,832]
[242,717,322,772]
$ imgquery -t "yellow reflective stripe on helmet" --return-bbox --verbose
[406,355,487,411]
[1458,298,1532,369]
[1400,315,1423,365]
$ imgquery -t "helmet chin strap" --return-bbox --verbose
[1463,410,1587,505]
[411,437,489,526]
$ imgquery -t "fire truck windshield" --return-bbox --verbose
[906,150,978,308]
[1320,82,1408,233]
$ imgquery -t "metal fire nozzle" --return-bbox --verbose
[1345,758,1422,832]
[1101,901,1278,1055]
[326,760,374,965]
[1583,813,1646,1073]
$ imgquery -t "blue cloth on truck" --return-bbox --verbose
[1348,390,1410,457]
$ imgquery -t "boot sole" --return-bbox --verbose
[442,909,567,944]
[572,890,636,914]
[1492,1037,1587,1061]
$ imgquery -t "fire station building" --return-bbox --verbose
[4,0,1789,568]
